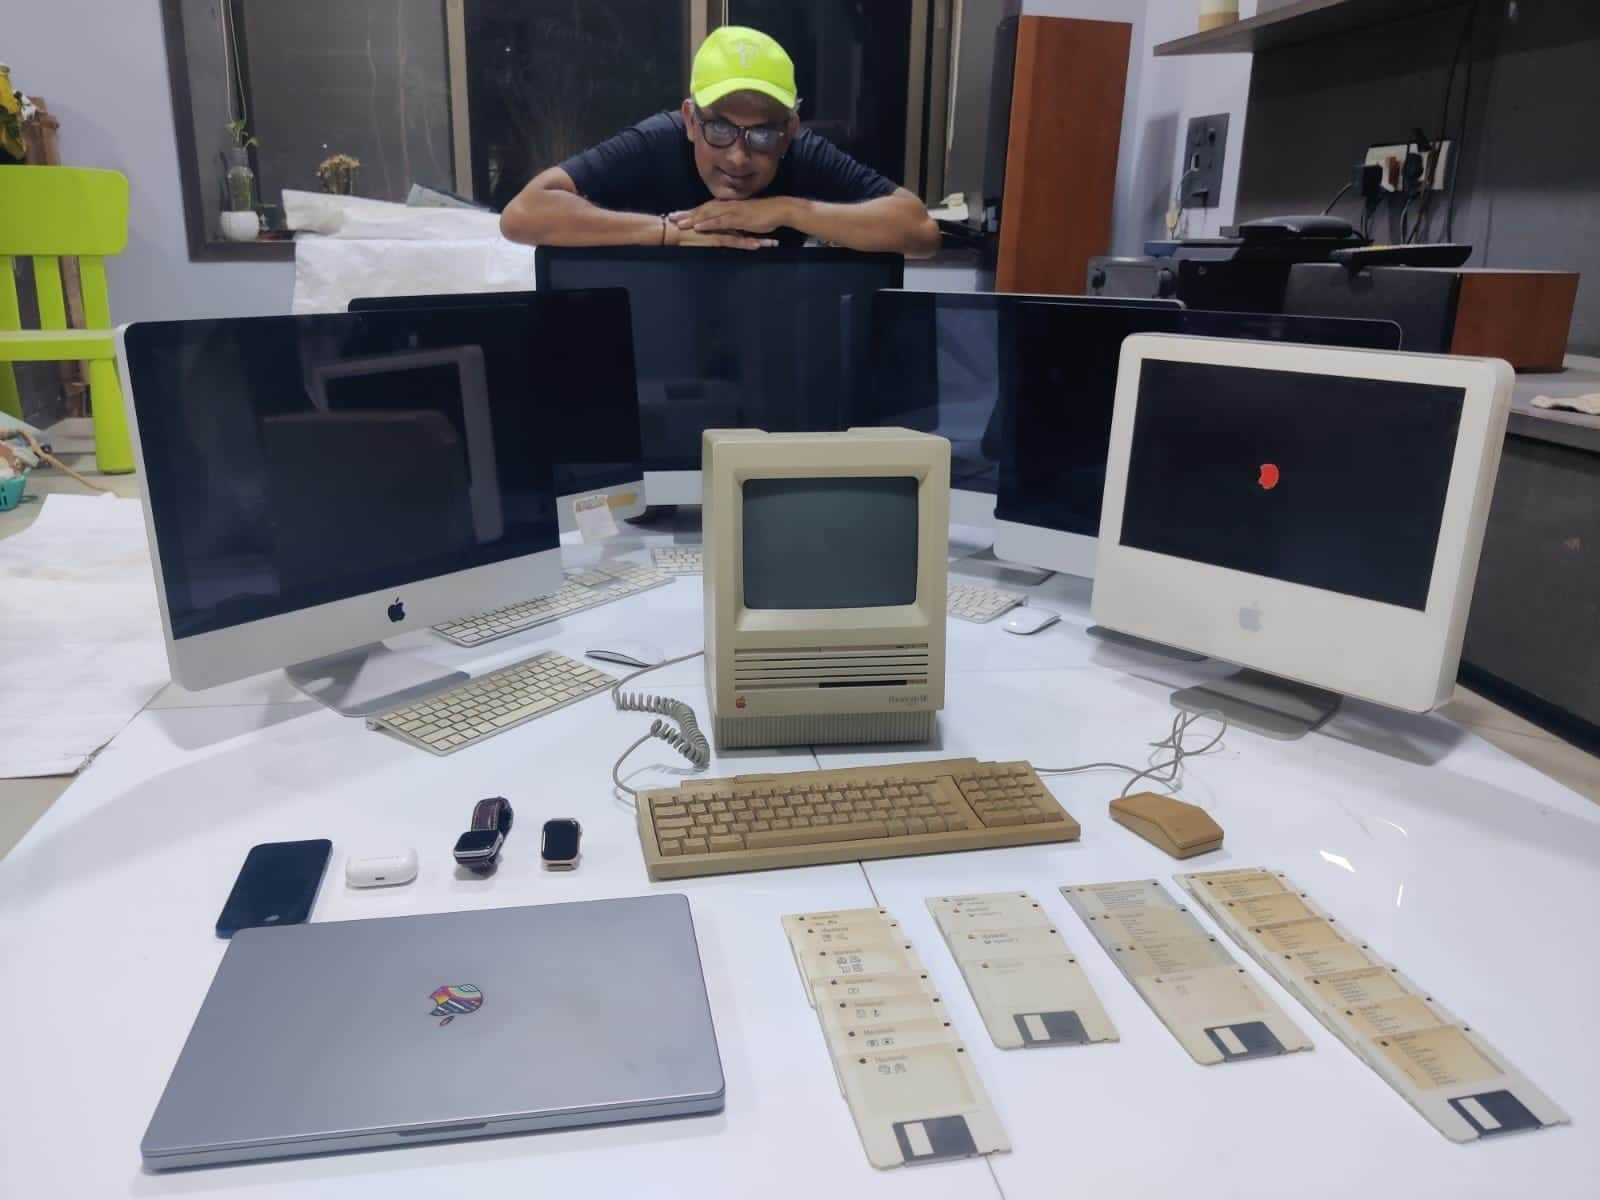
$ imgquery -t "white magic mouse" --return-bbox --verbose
[586,640,666,669]
[1002,607,1061,636]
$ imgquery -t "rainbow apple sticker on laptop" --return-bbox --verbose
[429,984,483,1026]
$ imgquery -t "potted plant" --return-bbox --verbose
[0,63,37,164]
[316,152,361,196]
[220,118,261,242]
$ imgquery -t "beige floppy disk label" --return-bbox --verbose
[1308,966,1409,1009]
[824,993,951,1038]
[1342,995,1445,1039]
[816,972,936,1006]
[929,893,1052,933]
[1378,1026,1502,1091]
[1193,871,1287,901]
[838,1042,1009,1168]
[965,955,1119,1047]
[1111,935,1235,978]
[1136,967,1268,1027]
[1092,905,1203,946]
[825,1016,957,1055]
[1280,942,1374,977]
[1061,881,1179,917]
[1250,918,1346,953]
[802,941,923,986]
[1226,892,1315,928]
[947,926,1072,964]
[785,908,894,931]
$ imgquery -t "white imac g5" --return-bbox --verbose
[703,428,950,750]
[1092,333,1512,737]
[347,289,647,531]
[116,307,566,715]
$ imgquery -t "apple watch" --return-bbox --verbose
[540,819,582,870]
[453,796,514,874]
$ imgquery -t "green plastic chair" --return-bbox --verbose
[0,167,133,473]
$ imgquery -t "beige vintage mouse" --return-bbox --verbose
[1109,791,1223,859]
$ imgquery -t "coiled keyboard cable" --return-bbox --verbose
[610,651,710,805]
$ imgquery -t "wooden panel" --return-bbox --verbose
[1451,272,1580,372]
[995,16,1130,296]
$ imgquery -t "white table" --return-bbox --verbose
[3,536,1597,1199]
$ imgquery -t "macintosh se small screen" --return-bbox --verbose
[741,477,919,610]
[1120,359,1465,612]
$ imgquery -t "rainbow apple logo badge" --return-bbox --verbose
[430,984,483,1026]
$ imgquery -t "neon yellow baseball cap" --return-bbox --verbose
[690,26,798,111]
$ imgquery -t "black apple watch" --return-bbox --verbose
[540,818,582,870]
[453,796,514,874]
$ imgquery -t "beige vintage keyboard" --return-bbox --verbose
[651,545,703,574]
[948,580,1025,623]
[636,757,1079,879]
[433,561,670,646]
[368,652,615,755]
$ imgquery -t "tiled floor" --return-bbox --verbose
[2,423,1597,863]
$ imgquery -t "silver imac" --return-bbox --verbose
[311,348,505,544]
[852,291,1180,535]
[117,308,567,716]
[346,289,647,531]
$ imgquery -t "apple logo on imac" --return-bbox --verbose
[1239,603,1263,633]
[387,598,406,623]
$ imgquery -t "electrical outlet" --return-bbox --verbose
[1364,140,1452,191]
[1181,114,1230,209]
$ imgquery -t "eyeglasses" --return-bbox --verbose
[693,108,789,156]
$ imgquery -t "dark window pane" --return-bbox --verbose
[730,0,912,186]
[466,0,687,211]
[234,0,454,205]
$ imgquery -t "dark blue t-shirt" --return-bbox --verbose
[560,112,897,245]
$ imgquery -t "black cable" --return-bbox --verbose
[1437,2,1473,170]
[1322,182,1353,215]
[1444,0,1483,241]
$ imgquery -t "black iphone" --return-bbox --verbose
[215,839,332,939]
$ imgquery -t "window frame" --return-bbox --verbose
[160,0,292,261]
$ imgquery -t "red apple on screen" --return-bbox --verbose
[1258,463,1280,491]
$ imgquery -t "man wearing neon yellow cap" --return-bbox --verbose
[500,26,939,257]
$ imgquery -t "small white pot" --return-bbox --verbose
[220,210,261,242]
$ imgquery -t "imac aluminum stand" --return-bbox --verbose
[1171,669,1341,741]
[949,545,1053,589]
[285,643,467,718]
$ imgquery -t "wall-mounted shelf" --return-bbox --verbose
[1154,0,1464,57]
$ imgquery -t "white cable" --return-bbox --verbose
[609,651,710,806]
[1033,710,1228,799]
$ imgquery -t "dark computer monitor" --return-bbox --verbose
[117,307,568,712]
[853,290,1184,526]
[1183,309,1404,350]
[348,289,646,528]
[534,246,904,503]
[991,300,1188,577]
